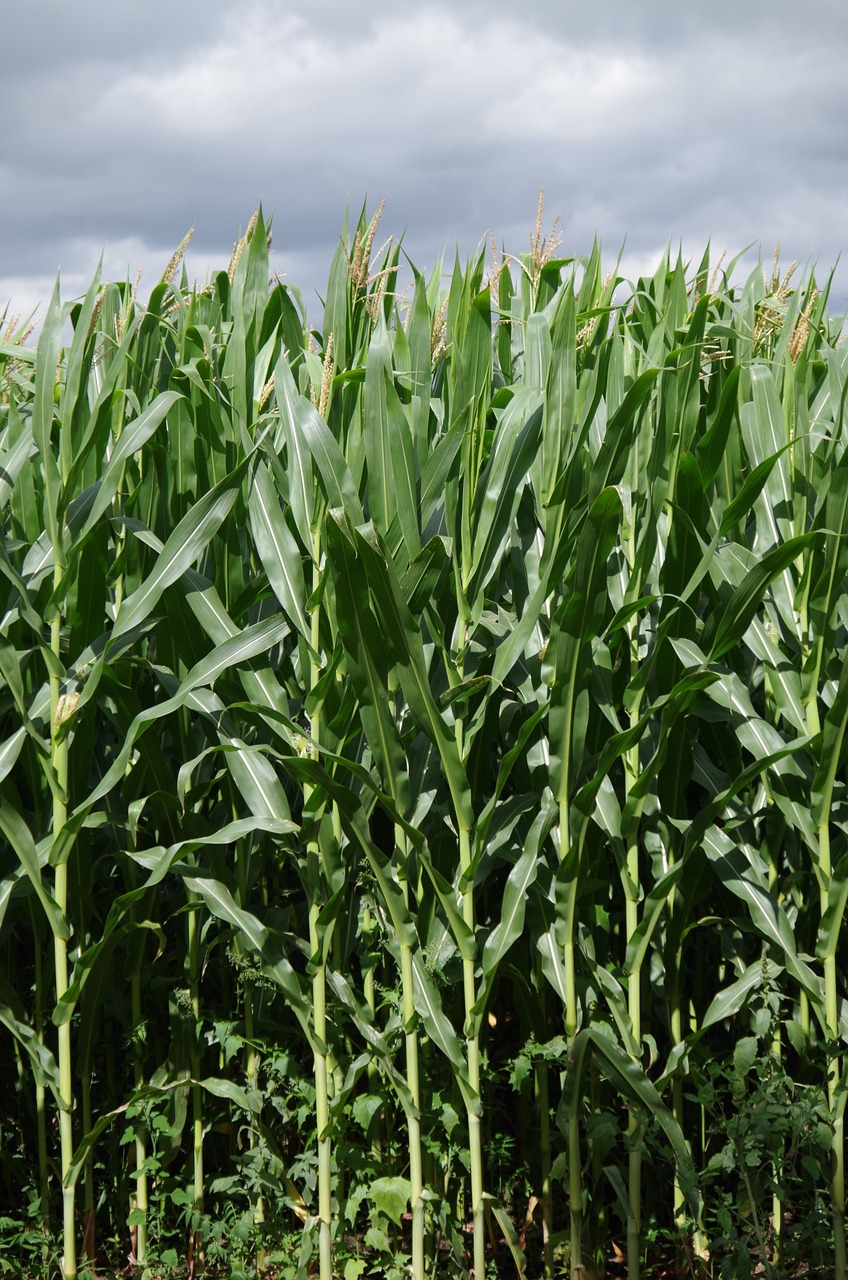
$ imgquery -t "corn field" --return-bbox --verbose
[1,201,847,1280]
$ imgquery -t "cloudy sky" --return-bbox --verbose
[3,0,847,325]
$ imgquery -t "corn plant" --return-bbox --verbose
[1,204,847,1280]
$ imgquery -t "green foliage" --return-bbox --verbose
[1,205,847,1280]
[691,998,833,1278]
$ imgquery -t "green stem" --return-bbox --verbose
[807,670,845,1279]
[799,989,810,1044]
[460,824,485,1280]
[560,800,584,1280]
[310,891,332,1280]
[81,1072,94,1260]
[235,837,265,1270]
[307,529,332,1280]
[421,1036,437,1269]
[400,928,424,1280]
[31,908,50,1248]
[740,1156,774,1280]
[670,977,685,1231]
[51,600,76,1280]
[587,1058,607,1280]
[131,963,148,1265]
[395,830,425,1280]
[362,903,382,1160]
[669,943,709,1266]
[620,524,646,1280]
[243,981,265,1273]
[821,820,846,1278]
[187,897,204,1272]
[766,853,782,1268]
[451,587,486,1279]
[125,849,149,1266]
[383,658,424,1275]
[624,810,641,1280]
[536,1058,554,1279]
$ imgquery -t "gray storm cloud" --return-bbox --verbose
[2,0,846,319]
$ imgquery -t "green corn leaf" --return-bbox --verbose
[818,851,848,960]
[485,1195,528,1279]
[744,364,793,543]
[702,827,823,1014]
[701,958,786,1029]
[468,395,543,599]
[363,316,419,558]
[0,726,26,786]
[32,277,63,552]
[416,844,475,963]
[410,950,466,1077]
[581,1026,700,1220]
[478,842,539,996]
[624,861,685,977]
[743,613,807,734]
[326,516,410,815]
[718,442,793,538]
[327,972,417,1118]
[63,1073,261,1191]
[702,534,813,661]
[185,875,310,1024]
[273,352,314,546]
[399,536,449,615]
[77,390,181,540]
[220,735,293,823]
[808,444,848,664]
[811,647,848,825]
[54,919,165,1027]
[0,999,63,1104]
[294,396,363,527]
[0,803,70,939]
[697,365,741,487]
[351,521,473,831]
[419,418,464,535]
[112,458,249,639]
[473,705,550,857]
[548,486,622,805]
[277,754,419,952]
[385,370,420,561]
[75,623,288,816]
[196,1075,262,1114]
[186,613,290,688]
[584,959,638,1055]
[534,920,570,1009]
[0,423,36,512]
[541,287,577,505]
[588,368,661,505]
[247,456,310,639]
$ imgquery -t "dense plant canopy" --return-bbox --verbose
[1,201,847,1280]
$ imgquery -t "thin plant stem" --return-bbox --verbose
[399,900,425,1280]
[187,897,204,1272]
[308,529,333,1280]
[30,905,50,1249]
[536,1057,554,1279]
[51,590,76,1280]
[362,902,383,1159]
[131,963,148,1265]
[459,822,485,1280]
[560,798,584,1280]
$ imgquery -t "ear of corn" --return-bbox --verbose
[1,207,847,1280]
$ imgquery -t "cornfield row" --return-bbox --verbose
[1,201,847,1280]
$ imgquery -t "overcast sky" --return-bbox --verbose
[3,0,847,327]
